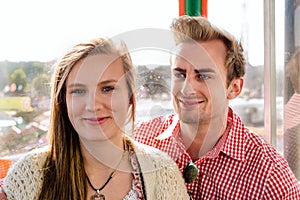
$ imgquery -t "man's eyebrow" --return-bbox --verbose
[194,68,216,74]
[173,67,186,73]
[173,67,215,74]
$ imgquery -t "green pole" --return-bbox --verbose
[185,0,201,16]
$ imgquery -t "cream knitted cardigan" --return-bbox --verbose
[3,139,189,200]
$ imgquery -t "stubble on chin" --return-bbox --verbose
[178,110,202,124]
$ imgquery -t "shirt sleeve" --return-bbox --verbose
[264,159,300,199]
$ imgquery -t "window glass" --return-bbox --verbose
[283,2,300,180]
[0,1,293,181]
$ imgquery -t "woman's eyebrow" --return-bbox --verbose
[67,83,84,88]
[97,79,118,86]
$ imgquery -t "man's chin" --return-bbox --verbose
[179,114,201,124]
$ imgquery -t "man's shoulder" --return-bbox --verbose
[244,132,300,196]
[242,129,291,170]
[229,110,283,163]
[135,114,174,129]
[133,114,177,139]
[132,139,171,158]
[130,138,176,169]
[228,112,288,167]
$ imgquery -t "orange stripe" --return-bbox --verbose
[0,159,12,178]
[202,0,208,17]
[179,0,185,16]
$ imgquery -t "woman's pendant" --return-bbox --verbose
[91,192,105,200]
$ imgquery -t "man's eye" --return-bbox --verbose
[102,86,114,92]
[71,89,85,94]
[196,74,210,80]
[174,73,186,79]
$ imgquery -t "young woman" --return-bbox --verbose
[2,38,189,200]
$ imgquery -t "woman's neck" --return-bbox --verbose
[82,137,134,200]
[80,136,125,171]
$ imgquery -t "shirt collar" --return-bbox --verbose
[188,108,247,161]
[154,109,247,162]
[220,108,246,161]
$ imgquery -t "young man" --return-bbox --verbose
[133,16,300,199]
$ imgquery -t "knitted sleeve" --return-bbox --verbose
[152,151,189,199]
[3,151,47,200]
[133,140,189,199]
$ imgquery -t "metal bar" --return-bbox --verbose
[263,0,277,146]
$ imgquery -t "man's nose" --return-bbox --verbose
[181,77,196,96]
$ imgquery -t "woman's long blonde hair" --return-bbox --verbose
[38,38,136,200]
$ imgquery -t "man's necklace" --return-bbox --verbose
[86,148,126,200]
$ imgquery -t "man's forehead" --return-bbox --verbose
[175,42,207,53]
[171,43,216,69]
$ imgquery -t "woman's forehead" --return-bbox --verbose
[67,56,124,83]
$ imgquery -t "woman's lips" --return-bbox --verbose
[84,117,109,125]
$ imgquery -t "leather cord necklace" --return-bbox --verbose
[87,170,115,200]
[86,147,126,200]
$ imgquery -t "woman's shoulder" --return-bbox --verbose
[3,150,48,199]
[11,150,48,171]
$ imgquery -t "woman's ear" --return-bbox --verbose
[227,78,244,99]
[129,96,133,105]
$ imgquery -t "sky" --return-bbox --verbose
[0,0,284,66]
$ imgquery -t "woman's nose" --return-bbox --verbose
[85,93,101,111]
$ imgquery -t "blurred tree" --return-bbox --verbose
[25,62,49,80]
[9,68,27,94]
[31,74,51,98]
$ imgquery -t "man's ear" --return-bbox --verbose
[227,78,244,99]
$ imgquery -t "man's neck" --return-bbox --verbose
[179,115,228,160]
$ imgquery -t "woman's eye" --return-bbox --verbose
[71,89,85,94]
[102,86,114,93]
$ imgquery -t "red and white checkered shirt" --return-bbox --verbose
[133,108,300,200]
